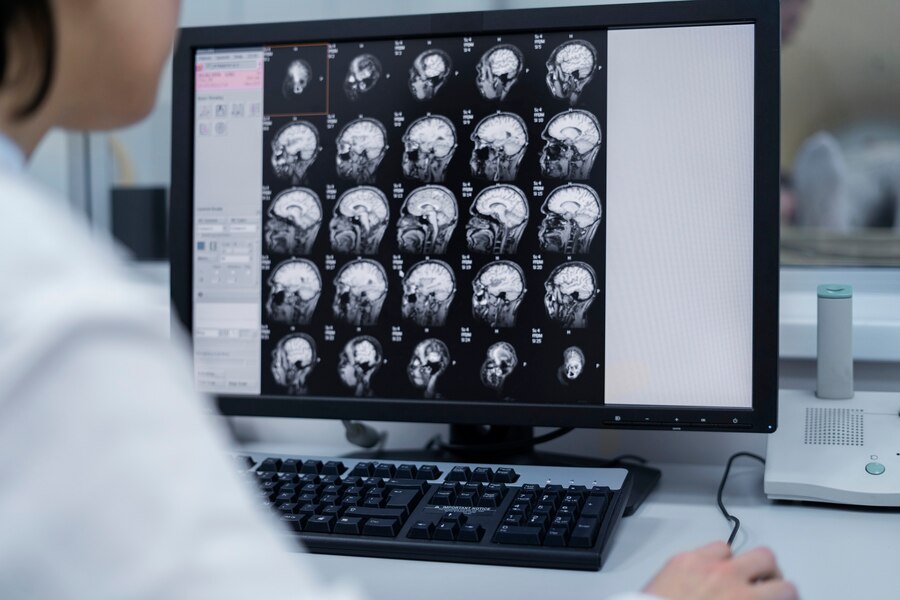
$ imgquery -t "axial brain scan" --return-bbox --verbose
[266,259,322,325]
[407,338,450,399]
[409,49,452,101]
[271,121,320,185]
[265,188,322,255]
[283,59,312,99]
[472,261,526,328]
[271,333,317,395]
[544,262,598,328]
[401,260,456,327]
[481,341,518,394]
[344,53,382,101]
[332,258,388,326]
[329,186,389,255]
[476,44,524,101]
[557,346,585,385]
[470,112,528,182]
[396,185,458,255]
[538,183,603,254]
[465,184,529,255]
[338,336,383,397]
[402,115,457,183]
[546,40,598,105]
[336,118,388,184]
[540,109,602,180]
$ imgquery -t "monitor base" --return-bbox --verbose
[342,424,660,516]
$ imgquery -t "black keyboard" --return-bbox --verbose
[239,454,633,570]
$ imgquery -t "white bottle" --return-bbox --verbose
[816,284,853,400]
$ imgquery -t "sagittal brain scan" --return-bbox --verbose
[470,112,528,182]
[329,186,389,255]
[544,262,598,328]
[271,333,317,395]
[538,183,603,254]
[270,121,320,184]
[402,115,457,183]
[396,185,458,255]
[465,184,529,255]
[283,59,312,99]
[472,261,526,328]
[557,346,585,385]
[266,259,322,326]
[409,49,452,101]
[336,118,388,184]
[265,188,322,255]
[546,40,598,105]
[338,336,383,397]
[407,338,450,399]
[401,260,456,328]
[481,342,518,394]
[344,53,382,101]
[476,44,524,101]
[540,109,602,180]
[332,258,388,326]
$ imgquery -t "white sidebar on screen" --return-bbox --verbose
[604,24,756,408]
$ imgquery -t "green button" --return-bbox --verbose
[865,462,885,476]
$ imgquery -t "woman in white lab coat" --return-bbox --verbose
[0,2,794,599]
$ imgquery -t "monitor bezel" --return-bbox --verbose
[170,0,780,433]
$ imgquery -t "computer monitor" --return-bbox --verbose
[170,0,780,436]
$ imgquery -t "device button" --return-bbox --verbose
[305,515,335,533]
[447,466,472,482]
[408,520,435,540]
[417,465,442,480]
[472,467,494,482]
[544,527,568,546]
[334,516,364,535]
[350,462,377,477]
[300,460,323,475]
[362,517,401,537]
[257,458,282,472]
[322,461,346,476]
[433,521,459,541]
[458,524,484,542]
[580,496,608,520]
[385,488,423,511]
[494,467,519,483]
[396,464,418,479]
[569,518,600,548]
[495,525,544,545]
[374,463,397,478]
[281,513,307,532]
[280,459,300,473]
[865,462,886,476]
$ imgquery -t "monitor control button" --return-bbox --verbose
[865,462,885,476]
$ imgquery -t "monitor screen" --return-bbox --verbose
[173,0,780,431]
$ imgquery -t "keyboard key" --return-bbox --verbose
[485,483,507,496]
[590,486,611,497]
[297,493,317,504]
[566,485,588,498]
[551,515,573,532]
[301,460,323,475]
[396,464,418,479]
[431,490,455,505]
[276,491,298,504]
[494,467,519,483]
[569,518,600,548]
[472,467,494,482]
[343,476,364,488]
[298,503,320,517]
[544,527,568,547]
[321,505,342,517]
[417,465,442,480]
[306,515,335,533]
[544,484,565,495]
[281,513,307,532]
[341,495,361,507]
[503,514,524,526]
[458,524,485,542]
[408,520,435,540]
[350,462,376,477]
[478,492,501,508]
[495,525,544,545]
[322,461,346,476]
[441,511,467,526]
[319,494,340,506]
[278,502,299,514]
[373,463,396,478]
[278,473,300,484]
[301,483,323,495]
[280,459,301,473]
[455,491,477,507]
[386,488,422,511]
[257,458,282,472]
[508,503,530,516]
[527,514,549,531]
[363,518,400,537]
[321,475,343,485]
[323,484,346,496]
[581,496,608,519]
[363,497,385,508]
[533,503,554,516]
[446,466,471,482]
[385,479,427,493]
[256,472,278,483]
[433,521,459,541]
[334,516,363,535]
[344,506,408,521]
[521,484,542,494]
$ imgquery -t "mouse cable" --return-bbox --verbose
[717,451,766,547]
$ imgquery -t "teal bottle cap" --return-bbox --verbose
[817,284,852,299]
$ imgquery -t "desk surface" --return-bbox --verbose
[242,443,899,600]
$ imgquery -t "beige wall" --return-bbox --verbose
[782,0,900,168]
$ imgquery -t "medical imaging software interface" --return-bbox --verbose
[192,22,757,409]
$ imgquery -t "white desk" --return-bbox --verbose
[240,442,899,599]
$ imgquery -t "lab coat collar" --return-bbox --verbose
[0,132,26,173]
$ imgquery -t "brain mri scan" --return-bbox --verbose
[476,44,524,101]
[271,333,317,395]
[480,341,518,394]
[540,109,602,180]
[544,262,598,328]
[470,112,528,182]
[538,183,603,254]
[472,261,526,328]
[407,338,451,399]
[402,115,457,183]
[332,258,388,326]
[329,186,389,255]
[546,40,598,105]
[336,118,388,184]
[265,188,322,255]
[270,121,321,185]
[344,53,382,100]
[409,49,452,101]
[283,59,312,99]
[557,346,585,385]
[338,336,383,398]
[401,260,456,327]
[266,259,322,325]
[465,184,529,255]
[395,185,458,255]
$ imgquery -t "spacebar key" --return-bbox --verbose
[343,506,408,521]
[495,525,544,545]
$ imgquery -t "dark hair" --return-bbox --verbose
[0,1,55,117]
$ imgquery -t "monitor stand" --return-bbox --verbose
[343,424,660,516]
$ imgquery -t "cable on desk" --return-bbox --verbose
[717,452,766,547]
